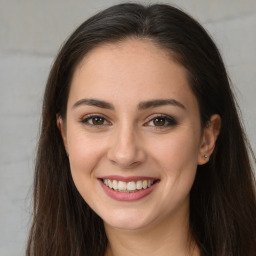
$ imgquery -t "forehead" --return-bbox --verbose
[68,38,198,111]
[75,38,180,81]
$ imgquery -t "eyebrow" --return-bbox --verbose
[138,99,185,110]
[72,98,185,111]
[72,98,114,110]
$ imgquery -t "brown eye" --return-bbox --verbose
[153,118,166,126]
[92,117,105,125]
[146,115,178,128]
[81,115,109,126]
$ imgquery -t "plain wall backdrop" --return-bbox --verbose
[0,0,255,255]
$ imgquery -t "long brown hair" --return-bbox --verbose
[26,3,256,256]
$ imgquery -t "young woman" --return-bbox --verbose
[26,3,256,256]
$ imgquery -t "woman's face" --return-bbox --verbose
[59,39,212,231]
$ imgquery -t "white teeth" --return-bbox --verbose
[142,180,147,189]
[103,179,156,192]
[136,180,142,190]
[108,179,113,189]
[127,181,136,191]
[112,180,118,190]
[118,181,126,191]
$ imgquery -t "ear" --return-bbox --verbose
[56,114,69,154]
[198,114,221,165]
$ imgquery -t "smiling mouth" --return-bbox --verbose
[101,179,159,193]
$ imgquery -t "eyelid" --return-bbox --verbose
[80,113,178,129]
[80,113,112,127]
[144,114,178,128]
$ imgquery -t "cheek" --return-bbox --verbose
[154,134,199,209]
[68,127,103,165]
[66,129,106,192]
[151,130,200,169]
[149,130,200,194]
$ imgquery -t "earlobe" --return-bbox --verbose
[56,115,69,154]
[198,114,221,165]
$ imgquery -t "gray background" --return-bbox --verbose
[0,0,255,255]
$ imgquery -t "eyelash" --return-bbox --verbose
[81,114,110,128]
[80,114,178,129]
[145,115,178,128]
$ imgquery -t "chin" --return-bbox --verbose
[101,209,156,231]
[105,219,151,231]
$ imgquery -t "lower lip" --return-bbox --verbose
[99,180,159,201]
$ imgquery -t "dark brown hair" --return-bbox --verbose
[26,3,256,256]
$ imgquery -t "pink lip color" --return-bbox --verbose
[99,178,159,202]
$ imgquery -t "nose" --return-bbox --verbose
[107,124,147,169]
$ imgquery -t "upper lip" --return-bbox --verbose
[98,175,159,182]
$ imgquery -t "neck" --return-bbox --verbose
[104,202,200,256]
